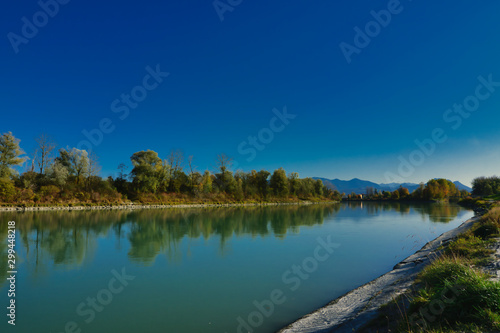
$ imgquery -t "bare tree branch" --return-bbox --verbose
[35,134,56,174]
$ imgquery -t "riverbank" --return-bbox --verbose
[278,214,481,333]
[0,200,338,212]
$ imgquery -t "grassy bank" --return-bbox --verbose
[363,206,500,333]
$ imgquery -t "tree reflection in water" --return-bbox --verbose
[0,202,464,288]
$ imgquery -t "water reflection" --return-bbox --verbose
[0,202,464,287]
[0,221,9,287]
[124,205,339,264]
[343,201,463,222]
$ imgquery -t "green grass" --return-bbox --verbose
[400,206,500,332]
[405,256,500,332]
[445,235,494,266]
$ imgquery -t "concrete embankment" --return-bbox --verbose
[278,215,480,333]
[0,201,337,212]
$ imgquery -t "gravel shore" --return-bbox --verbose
[0,201,337,212]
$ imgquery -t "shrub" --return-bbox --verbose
[0,178,16,202]
[40,185,60,199]
[15,188,35,202]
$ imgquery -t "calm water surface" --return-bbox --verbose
[0,202,473,333]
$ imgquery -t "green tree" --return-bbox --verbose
[0,178,16,202]
[46,161,69,187]
[201,170,213,193]
[234,177,244,200]
[314,179,324,196]
[484,183,494,196]
[298,178,316,198]
[187,155,197,192]
[288,172,300,195]
[215,170,237,194]
[0,132,27,178]
[130,150,165,193]
[113,163,129,194]
[244,170,259,197]
[411,183,425,200]
[170,169,189,193]
[472,176,500,196]
[55,148,89,184]
[270,168,289,197]
[255,170,270,198]
[16,171,39,190]
[166,150,184,192]
[214,154,237,194]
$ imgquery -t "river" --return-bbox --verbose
[0,202,473,333]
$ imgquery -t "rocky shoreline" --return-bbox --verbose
[278,215,480,333]
[0,201,337,212]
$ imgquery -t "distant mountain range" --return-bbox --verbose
[313,177,472,195]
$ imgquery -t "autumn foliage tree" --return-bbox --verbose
[423,179,459,200]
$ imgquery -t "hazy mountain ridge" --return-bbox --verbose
[314,177,472,194]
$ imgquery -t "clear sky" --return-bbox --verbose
[2,0,500,186]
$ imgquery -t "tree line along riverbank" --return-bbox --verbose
[0,132,342,206]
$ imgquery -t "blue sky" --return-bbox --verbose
[2,0,500,186]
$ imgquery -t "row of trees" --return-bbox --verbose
[5,131,492,204]
[124,150,336,200]
[350,186,411,200]
[0,132,341,204]
[353,179,469,201]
